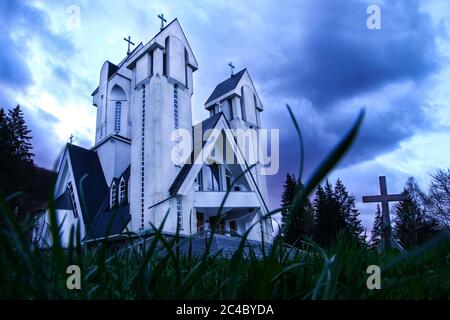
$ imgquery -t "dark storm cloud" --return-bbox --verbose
[242,0,441,209]
[257,0,437,108]
[0,0,74,100]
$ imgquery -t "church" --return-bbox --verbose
[34,18,273,247]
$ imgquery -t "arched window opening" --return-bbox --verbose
[114,101,121,133]
[111,182,118,208]
[119,179,126,205]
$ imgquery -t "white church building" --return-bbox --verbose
[35,18,273,247]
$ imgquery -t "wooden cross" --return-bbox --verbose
[123,36,135,55]
[69,134,73,144]
[228,61,235,76]
[362,176,406,249]
[158,13,167,30]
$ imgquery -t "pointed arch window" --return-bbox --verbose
[119,178,126,205]
[114,101,121,133]
[110,181,118,207]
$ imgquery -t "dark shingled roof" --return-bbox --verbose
[66,144,108,225]
[205,69,246,105]
[169,112,225,195]
[55,188,72,210]
[84,165,131,241]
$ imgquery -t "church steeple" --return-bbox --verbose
[204,69,263,128]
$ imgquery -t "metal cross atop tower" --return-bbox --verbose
[69,134,73,144]
[362,176,406,249]
[123,36,135,55]
[228,61,235,76]
[158,13,167,30]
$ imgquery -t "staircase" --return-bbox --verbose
[177,234,272,259]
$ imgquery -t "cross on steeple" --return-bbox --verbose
[69,134,73,144]
[228,61,235,76]
[362,176,407,249]
[158,13,167,30]
[123,36,135,55]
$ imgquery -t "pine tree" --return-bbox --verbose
[334,179,364,244]
[1,106,35,218]
[280,173,299,228]
[370,204,383,248]
[313,180,344,246]
[394,178,440,249]
[313,179,364,247]
[279,174,314,246]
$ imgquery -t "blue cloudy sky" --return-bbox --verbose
[1,0,449,231]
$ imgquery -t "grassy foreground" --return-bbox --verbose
[0,107,448,299]
[0,198,449,300]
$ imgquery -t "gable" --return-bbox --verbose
[57,144,108,224]
[168,114,270,215]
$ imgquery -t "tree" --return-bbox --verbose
[425,169,450,228]
[0,108,15,195]
[280,173,298,228]
[394,178,440,249]
[313,179,364,247]
[279,173,314,246]
[370,204,383,248]
[314,180,343,246]
[334,179,365,244]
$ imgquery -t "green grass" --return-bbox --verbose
[0,107,448,300]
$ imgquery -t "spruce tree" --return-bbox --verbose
[280,173,299,229]
[334,179,364,244]
[314,180,343,246]
[370,204,383,248]
[279,174,314,246]
[394,178,439,249]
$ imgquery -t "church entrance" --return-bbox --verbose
[209,216,226,235]
[196,212,205,232]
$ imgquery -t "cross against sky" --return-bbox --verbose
[1,0,449,231]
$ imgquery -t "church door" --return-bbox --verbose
[196,212,205,232]
[229,220,238,236]
[209,216,225,235]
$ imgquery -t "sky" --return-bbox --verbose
[1,0,449,233]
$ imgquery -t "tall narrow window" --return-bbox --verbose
[140,85,146,229]
[111,182,118,207]
[119,179,126,205]
[228,98,233,119]
[173,84,179,129]
[163,37,169,76]
[114,101,121,133]
[67,182,78,218]
[184,48,189,88]
[240,87,246,121]
[225,169,232,191]
[176,198,183,230]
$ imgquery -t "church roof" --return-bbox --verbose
[205,69,246,105]
[169,112,225,195]
[54,188,72,210]
[84,164,131,241]
[66,144,108,224]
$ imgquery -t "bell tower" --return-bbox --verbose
[125,19,198,232]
